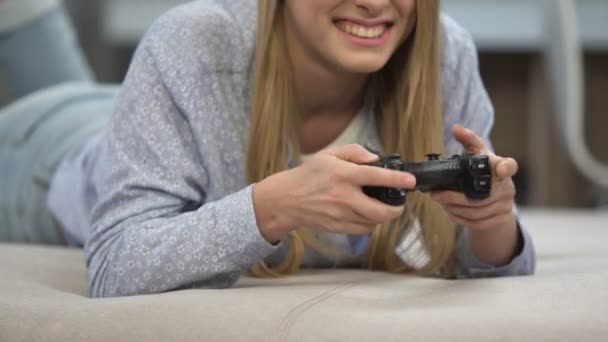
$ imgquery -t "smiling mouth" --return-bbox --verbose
[334,20,393,39]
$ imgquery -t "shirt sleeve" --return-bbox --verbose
[84,10,279,298]
[439,15,536,278]
[452,220,536,278]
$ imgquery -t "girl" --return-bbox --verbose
[0,0,535,298]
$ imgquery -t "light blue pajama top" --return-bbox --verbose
[47,0,535,298]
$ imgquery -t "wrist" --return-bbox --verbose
[252,173,295,244]
[468,216,517,239]
[467,215,519,266]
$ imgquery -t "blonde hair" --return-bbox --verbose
[247,0,455,277]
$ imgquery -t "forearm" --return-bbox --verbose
[86,186,279,298]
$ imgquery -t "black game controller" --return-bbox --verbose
[362,153,492,206]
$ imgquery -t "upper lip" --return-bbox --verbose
[333,17,394,27]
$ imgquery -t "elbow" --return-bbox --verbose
[85,235,141,298]
[86,255,129,298]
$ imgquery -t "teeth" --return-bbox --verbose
[337,21,385,39]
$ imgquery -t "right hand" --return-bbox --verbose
[253,144,416,243]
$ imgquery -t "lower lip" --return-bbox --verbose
[335,23,392,47]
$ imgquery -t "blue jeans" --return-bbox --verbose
[0,6,117,244]
[0,6,94,100]
[0,82,117,244]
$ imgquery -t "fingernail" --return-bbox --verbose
[405,175,415,186]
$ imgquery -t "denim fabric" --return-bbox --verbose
[0,82,117,244]
[0,6,93,100]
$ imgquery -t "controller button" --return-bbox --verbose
[426,153,441,161]
[471,160,488,170]
[388,188,406,199]
[384,153,401,160]
[474,176,492,191]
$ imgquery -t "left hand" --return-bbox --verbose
[431,124,518,232]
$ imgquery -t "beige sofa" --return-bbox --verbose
[1,209,607,341]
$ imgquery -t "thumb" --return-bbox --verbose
[323,144,379,164]
[495,157,519,181]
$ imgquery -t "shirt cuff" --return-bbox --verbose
[235,184,284,265]
[454,220,536,278]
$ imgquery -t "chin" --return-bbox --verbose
[341,54,389,74]
[341,57,390,74]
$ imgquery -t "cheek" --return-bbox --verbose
[397,0,418,37]
[287,0,335,24]
[398,0,418,16]
[287,1,334,39]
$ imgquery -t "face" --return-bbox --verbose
[283,0,417,74]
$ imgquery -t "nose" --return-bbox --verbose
[354,0,391,15]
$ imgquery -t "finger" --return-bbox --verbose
[325,219,378,235]
[444,200,513,221]
[351,192,406,223]
[488,153,503,179]
[446,211,514,231]
[452,124,489,154]
[323,144,378,164]
[341,206,390,227]
[320,191,404,225]
[431,190,495,207]
[495,157,518,181]
[335,223,376,235]
[351,164,416,189]
[354,221,381,232]
[432,179,515,206]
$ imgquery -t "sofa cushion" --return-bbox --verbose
[1,209,607,341]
